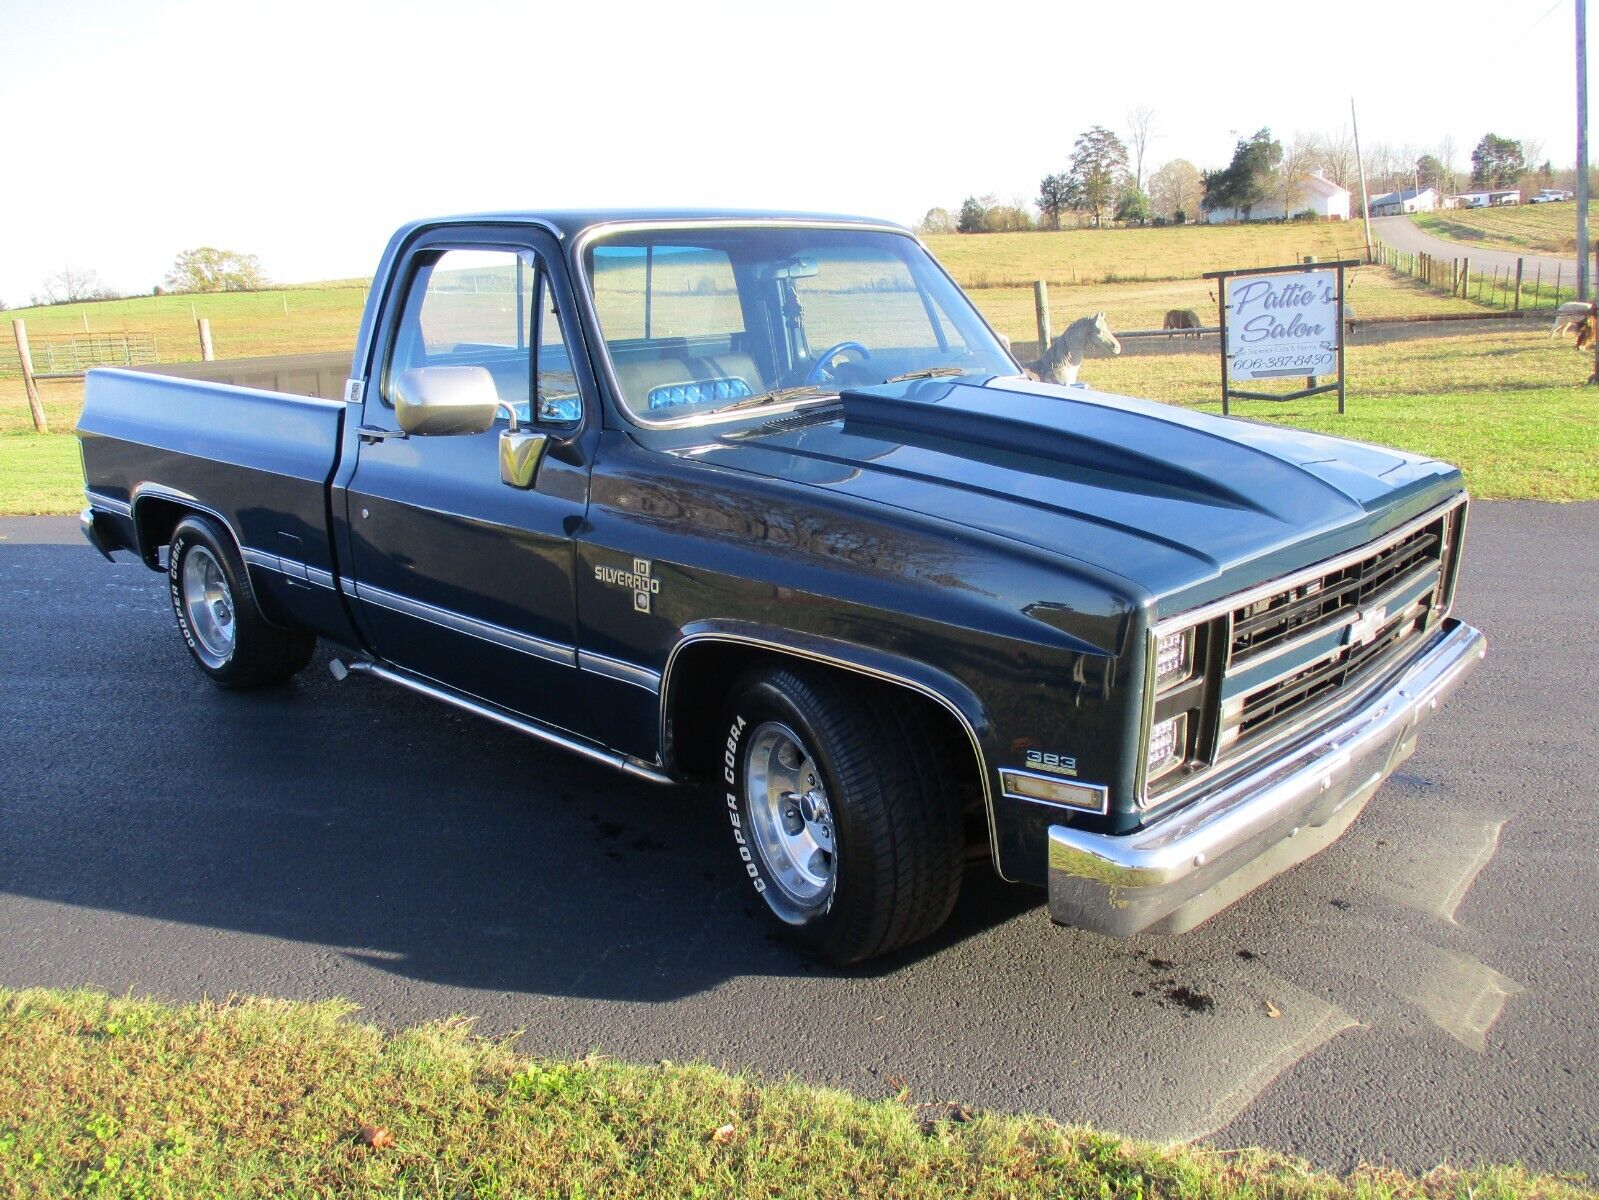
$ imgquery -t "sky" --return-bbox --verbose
[0,0,1580,307]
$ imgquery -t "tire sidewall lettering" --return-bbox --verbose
[168,534,201,656]
[723,713,766,895]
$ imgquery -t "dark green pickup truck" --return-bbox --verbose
[77,210,1485,963]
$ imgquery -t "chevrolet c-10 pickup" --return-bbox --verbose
[77,210,1485,963]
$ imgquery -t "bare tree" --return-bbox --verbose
[1310,126,1357,188]
[1438,134,1460,194]
[1125,106,1158,191]
[1149,158,1203,221]
[1276,134,1315,216]
[32,265,114,305]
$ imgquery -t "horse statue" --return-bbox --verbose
[1026,313,1121,385]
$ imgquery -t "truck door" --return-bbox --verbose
[342,228,592,731]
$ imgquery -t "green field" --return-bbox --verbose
[1,988,1588,1200]
[924,222,1373,288]
[2,220,1592,512]
[1413,202,1594,258]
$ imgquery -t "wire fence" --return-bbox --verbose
[1371,239,1579,313]
[0,331,159,378]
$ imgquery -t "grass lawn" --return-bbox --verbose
[0,988,1589,1200]
[0,432,81,514]
[1412,203,1594,258]
[924,222,1373,289]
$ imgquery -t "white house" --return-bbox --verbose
[1205,174,1351,223]
[1369,186,1441,216]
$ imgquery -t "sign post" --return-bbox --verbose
[1204,260,1358,415]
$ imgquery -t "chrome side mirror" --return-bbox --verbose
[392,366,501,436]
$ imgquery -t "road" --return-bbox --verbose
[2,506,1596,1175]
[1373,214,1578,288]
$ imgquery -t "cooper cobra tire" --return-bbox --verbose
[720,663,964,965]
[167,514,316,688]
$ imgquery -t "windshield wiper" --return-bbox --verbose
[717,384,832,414]
[882,366,970,383]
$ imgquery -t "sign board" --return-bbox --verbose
[1226,269,1339,380]
[1203,259,1359,414]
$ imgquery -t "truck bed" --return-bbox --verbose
[78,364,356,642]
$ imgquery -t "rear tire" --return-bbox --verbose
[167,514,315,688]
[719,664,964,965]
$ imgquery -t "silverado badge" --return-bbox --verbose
[595,557,661,613]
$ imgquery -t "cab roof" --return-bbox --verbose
[401,208,911,241]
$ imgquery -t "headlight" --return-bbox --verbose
[1146,712,1188,780]
[1154,628,1193,688]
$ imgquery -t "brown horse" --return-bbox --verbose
[1162,309,1202,338]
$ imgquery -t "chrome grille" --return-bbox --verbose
[1229,522,1441,662]
[1220,511,1453,757]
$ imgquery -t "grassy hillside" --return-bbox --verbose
[1413,203,1593,258]
[925,221,1372,289]
[1,988,1590,1200]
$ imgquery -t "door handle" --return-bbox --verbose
[357,425,408,444]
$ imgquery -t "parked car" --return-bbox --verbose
[76,210,1486,963]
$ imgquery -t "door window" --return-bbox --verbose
[384,246,583,424]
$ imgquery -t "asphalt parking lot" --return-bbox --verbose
[1,503,1595,1174]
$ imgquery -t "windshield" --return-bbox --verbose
[581,226,1015,423]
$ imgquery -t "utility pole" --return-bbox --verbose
[1579,0,1590,301]
[1352,97,1374,260]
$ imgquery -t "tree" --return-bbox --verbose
[1116,185,1150,225]
[1470,134,1526,188]
[1414,153,1445,192]
[1204,129,1282,221]
[1437,134,1460,194]
[1037,172,1072,230]
[32,265,115,305]
[1276,134,1314,217]
[1067,125,1130,227]
[1230,128,1283,219]
[917,207,956,235]
[957,196,988,234]
[165,247,266,293]
[1310,127,1357,188]
[1125,105,1157,191]
[1149,158,1202,222]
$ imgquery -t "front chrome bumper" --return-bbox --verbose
[1047,618,1487,937]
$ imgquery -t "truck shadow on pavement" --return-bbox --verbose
[0,543,1039,1002]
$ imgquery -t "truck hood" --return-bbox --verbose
[685,375,1464,612]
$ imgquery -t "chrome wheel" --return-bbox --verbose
[743,721,836,908]
[180,545,235,668]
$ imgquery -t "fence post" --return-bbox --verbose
[1033,280,1051,358]
[196,317,214,361]
[1303,256,1319,390]
[1461,257,1469,299]
[12,319,48,434]
[1556,262,1563,303]
[1513,258,1524,311]
[1534,263,1543,306]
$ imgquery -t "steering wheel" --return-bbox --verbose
[804,341,871,386]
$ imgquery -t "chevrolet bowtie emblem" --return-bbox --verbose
[1346,606,1387,648]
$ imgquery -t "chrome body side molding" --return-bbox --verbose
[577,650,662,693]
[335,658,673,785]
[349,579,578,668]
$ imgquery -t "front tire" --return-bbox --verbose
[720,664,964,965]
[167,514,315,687]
